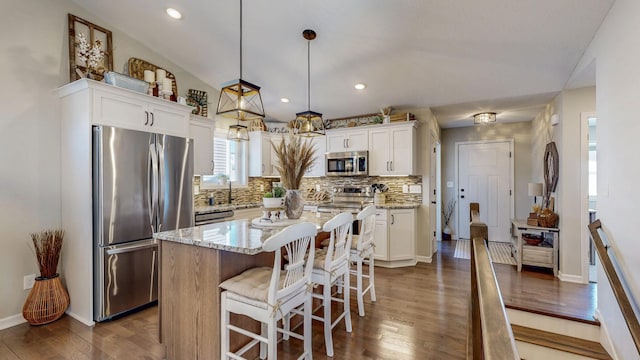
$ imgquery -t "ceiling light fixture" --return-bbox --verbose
[473,112,497,125]
[281,98,290,103]
[227,120,249,142]
[354,83,366,90]
[165,8,183,20]
[294,29,325,137]
[216,0,265,122]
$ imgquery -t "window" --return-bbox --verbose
[200,130,248,189]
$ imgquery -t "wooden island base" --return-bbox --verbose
[160,240,274,360]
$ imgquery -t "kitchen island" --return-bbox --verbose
[154,213,331,360]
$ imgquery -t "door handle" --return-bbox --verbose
[149,112,154,126]
[389,161,393,171]
[144,111,149,125]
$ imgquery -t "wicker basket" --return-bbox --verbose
[538,210,559,228]
[22,274,69,325]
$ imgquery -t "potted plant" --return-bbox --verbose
[23,229,70,325]
[442,199,456,240]
[272,133,316,219]
[263,186,285,208]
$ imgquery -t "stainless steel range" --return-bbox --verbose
[318,186,373,212]
[317,186,374,234]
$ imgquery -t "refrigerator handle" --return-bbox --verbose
[150,141,159,233]
[157,138,165,232]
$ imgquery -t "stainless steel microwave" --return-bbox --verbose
[325,151,368,176]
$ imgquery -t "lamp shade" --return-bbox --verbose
[527,182,543,197]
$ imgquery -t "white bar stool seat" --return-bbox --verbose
[220,222,317,360]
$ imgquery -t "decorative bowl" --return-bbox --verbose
[523,234,544,246]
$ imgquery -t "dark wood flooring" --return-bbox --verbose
[0,240,597,359]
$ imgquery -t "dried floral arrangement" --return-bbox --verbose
[75,33,104,78]
[271,133,316,190]
[30,229,65,278]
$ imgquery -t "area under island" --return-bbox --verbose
[153,213,332,360]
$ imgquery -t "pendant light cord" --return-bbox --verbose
[239,0,243,79]
[307,38,310,112]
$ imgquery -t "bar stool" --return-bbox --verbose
[349,205,377,317]
[220,222,316,360]
[311,211,354,357]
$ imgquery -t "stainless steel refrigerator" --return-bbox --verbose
[92,125,193,321]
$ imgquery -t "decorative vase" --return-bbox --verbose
[22,274,70,325]
[263,197,283,209]
[284,189,305,219]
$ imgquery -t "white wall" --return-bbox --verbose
[0,0,217,324]
[441,122,533,239]
[569,0,640,357]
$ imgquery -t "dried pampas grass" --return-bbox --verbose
[271,133,316,190]
[30,229,64,278]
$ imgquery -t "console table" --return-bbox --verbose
[511,220,560,276]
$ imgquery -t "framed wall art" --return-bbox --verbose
[68,14,113,82]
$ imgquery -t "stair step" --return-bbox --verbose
[512,324,612,360]
[507,308,600,342]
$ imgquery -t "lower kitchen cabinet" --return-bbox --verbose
[373,208,417,268]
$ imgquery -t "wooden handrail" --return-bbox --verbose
[469,236,519,359]
[589,219,640,353]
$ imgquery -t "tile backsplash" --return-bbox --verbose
[194,175,422,207]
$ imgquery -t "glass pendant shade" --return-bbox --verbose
[295,29,325,137]
[215,0,265,122]
[295,110,324,137]
[473,112,497,125]
[217,79,265,121]
[227,122,249,142]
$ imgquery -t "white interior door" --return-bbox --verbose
[457,141,512,242]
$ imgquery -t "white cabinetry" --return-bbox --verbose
[91,82,189,137]
[304,136,327,176]
[326,129,368,152]
[373,208,417,267]
[249,131,284,177]
[189,115,215,175]
[368,123,416,175]
[56,79,191,325]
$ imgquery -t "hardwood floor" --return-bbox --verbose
[0,240,596,359]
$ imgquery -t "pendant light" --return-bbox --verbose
[216,0,265,121]
[227,120,249,141]
[295,29,325,137]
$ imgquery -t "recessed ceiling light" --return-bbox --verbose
[166,8,183,20]
[280,98,290,103]
[354,83,366,90]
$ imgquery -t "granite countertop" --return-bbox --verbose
[155,212,334,254]
[376,202,421,209]
[195,202,262,214]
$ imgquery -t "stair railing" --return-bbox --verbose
[589,219,640,353]
[468,207,519,359]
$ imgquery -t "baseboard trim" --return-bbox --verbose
[66,310,95,327]
[596,309,620,360]
[417,255,432,263]
[0,313,26,330]
[558,271,587,284]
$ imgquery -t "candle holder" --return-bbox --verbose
[161,90,173,100]
[156,81,164,97]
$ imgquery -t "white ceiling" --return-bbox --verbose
[72,0,613,128]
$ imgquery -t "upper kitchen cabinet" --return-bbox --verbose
[326,128,368,152]
[304,136,327,177]
[249,131,285,177]
[189,115,215,176]
[72,79,191,137]
[368,122,416,176]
